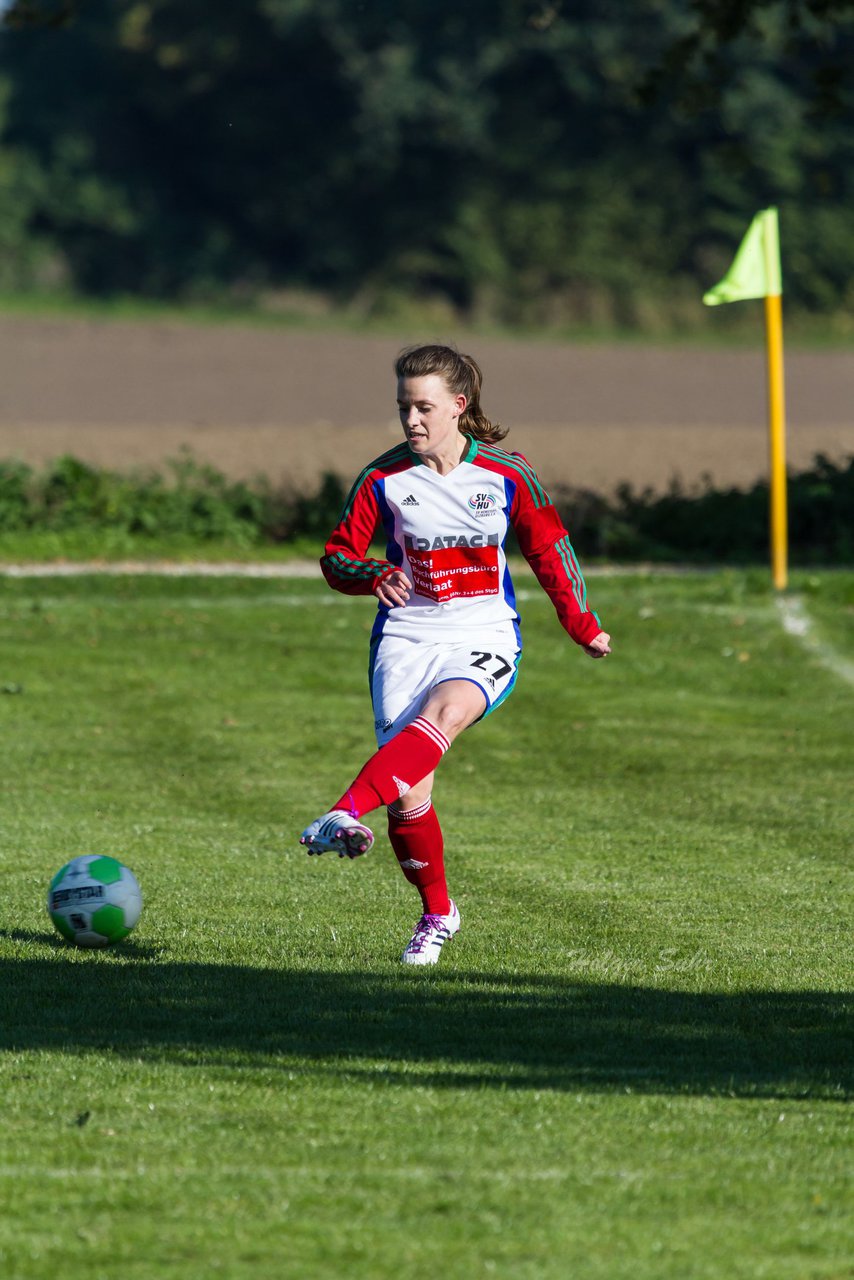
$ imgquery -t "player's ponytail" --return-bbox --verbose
[394,344,508,444]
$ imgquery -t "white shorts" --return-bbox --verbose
[369,629,521,746]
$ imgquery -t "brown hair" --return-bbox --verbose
[394,344,507,444]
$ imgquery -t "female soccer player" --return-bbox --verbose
[300,345,610,965]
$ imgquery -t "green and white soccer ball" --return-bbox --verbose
[47,855,143,948]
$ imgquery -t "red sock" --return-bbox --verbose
[333,717,450,817]
[387,797,450,916]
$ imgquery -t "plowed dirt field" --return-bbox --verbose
[0,317,850,494]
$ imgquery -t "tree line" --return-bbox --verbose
[0,0,852,329]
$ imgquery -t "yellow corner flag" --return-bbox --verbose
[703,208,782,305]
[703,208,788,589]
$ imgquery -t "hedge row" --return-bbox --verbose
[0,453,339,548]
[0,451,851,564]
[552,453,854,564]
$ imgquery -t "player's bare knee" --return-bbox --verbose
[431,707,462,739]
[429,698,482,740]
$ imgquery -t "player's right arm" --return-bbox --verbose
[374,569,411,607]
[320,471,398,597]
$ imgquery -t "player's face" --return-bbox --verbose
[397,374,467,461]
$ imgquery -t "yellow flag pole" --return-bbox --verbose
[704,206,789,588]
[764,291,788,591]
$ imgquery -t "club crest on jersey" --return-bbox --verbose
[405,532,500,551]
[468,491,499,517]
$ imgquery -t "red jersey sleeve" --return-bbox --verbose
[508,454,603,647]
[320,470,396,596]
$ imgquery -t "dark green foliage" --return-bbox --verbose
[0,2,852,327]
[558,452,854,563]
[1,452,851,563]
[0,459,31,530]
[0,453,348,546]
[33,454,269,546]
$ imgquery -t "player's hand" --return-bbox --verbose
[583,630,611,659]
[375,569,411,608]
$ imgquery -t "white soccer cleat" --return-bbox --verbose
[300,810,375,859]
[401,900,460,966]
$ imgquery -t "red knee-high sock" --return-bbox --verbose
[332,717,450,817]
[387,797,450,917]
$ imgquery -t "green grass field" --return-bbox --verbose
[1,289,852,348]
[0,567,851,1280]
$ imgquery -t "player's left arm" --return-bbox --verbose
[582,630,611,658]
[510,473,610,656]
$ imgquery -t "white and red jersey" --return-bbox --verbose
[321,437,602,647]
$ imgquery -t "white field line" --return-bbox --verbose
[0,560,708,579]
[0,593,344,612]
[0,1163,580,1183]
[0,560,323,578]
[776,594,854,688]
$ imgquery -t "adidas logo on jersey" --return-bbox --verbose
[401,494,420,506]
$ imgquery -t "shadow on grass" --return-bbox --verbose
[0,927,166,958]
[0,957,849,1099]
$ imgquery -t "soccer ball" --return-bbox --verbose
[47,855,143,948]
